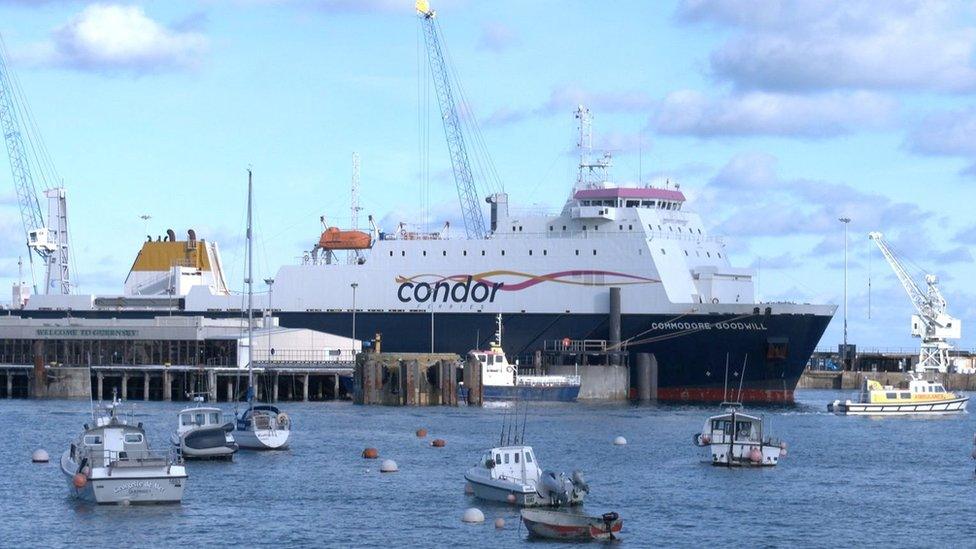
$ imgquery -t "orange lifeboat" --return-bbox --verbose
[318,227,371,250]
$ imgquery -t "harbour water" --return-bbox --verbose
[4,390,975,547]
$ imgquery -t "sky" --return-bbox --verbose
[0,0,974,351]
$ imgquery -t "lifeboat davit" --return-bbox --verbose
[318,227,371,250]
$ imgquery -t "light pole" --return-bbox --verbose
[264,278,274,365]
[839,217,851,368]
[350,283,358,356]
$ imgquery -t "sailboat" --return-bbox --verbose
[234,169,291,451]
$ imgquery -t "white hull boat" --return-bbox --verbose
[61,397,187,504]
[829,376,968,416]
[171,404,238,460]
[694,406,785,467]
[464,445,587,507]
[234,405,290,450]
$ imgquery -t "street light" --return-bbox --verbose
[350,283,359,353]
[264,278,274,365]
[839,217,851,368]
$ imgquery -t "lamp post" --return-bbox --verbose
[350,283,358,355]
[264,278,274,366]
[839,217,851,369]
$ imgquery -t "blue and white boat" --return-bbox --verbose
[468,316,581,402]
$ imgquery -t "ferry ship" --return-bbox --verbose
[14,110,833,404]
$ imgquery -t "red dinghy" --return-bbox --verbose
[520,509,622,541]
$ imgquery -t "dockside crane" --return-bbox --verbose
[0,35,71,296]
[416,0,487,239]
[868,232,960,372]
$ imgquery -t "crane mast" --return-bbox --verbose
[416,0,487,239]
[0,36,70,295]
[868,232,960,373]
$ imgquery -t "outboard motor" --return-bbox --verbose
[571,470,589,494]
[540,470,570,506]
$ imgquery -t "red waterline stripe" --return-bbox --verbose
[657,387,795,404]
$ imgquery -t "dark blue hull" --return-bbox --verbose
[479,384,580,402]
[14,308,832,403]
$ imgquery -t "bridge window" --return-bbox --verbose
[661,249,666,254]
[423,251,427,257]
[501,250,505,256]
[504,453,510,464]
[543,250,547,256]
[389,251,393,257]
[442,251,447,256]
[529,250,533,256]
[514,453,520,463]
[592,250,597,255]
[481,251,485,256]
[401,251,405,257]
[575,250,579,256]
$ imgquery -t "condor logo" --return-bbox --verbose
[397,276,503,303]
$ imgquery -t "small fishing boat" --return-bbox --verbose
[464,444,588,506]
[171,396,238,460]
[520,509,622,541]
[828,375,968,415]
[466,315,581,402]
[61,395,187,504]
[693,406,786,467]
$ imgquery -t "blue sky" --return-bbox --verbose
[0,0,975,351]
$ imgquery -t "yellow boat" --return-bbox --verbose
[828,375,968,415]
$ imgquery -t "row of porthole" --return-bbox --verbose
[388,249,603,257]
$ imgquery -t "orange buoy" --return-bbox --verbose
[431,438,446,448]
[72,473,87,489]
[318,227,371,250]
[416,428,428,438]
[506,493,517,504]
[362,447,379,459]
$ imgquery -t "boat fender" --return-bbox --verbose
[72,473,87,489]
[277,412,290,429]
[711,297,719,304]
[506,366,513,373]
[571,470,589,493]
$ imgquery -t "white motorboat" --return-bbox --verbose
[464,444,588,507]
[61,396,187,504]
[693,406,786,467]
[171,398,238,459]
[233,169,291,451]
[828,375,968,416]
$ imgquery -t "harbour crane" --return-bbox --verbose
[0,35,71,295]
[0,34,71,294]
[868,232,961,373]
[416,0,487,239]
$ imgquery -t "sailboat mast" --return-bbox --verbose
[247,169,254,390]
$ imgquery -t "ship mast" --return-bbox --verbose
[246,169,254,396]
[574,105,611,190]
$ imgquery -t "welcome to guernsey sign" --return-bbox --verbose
[35,328,140,338]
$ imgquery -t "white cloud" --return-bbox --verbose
[29,4,208,73]
[483,85,655,128]
[905,106,976,177]
[478,22,518,52]
[679,0,976,93]
[653,90,896,138]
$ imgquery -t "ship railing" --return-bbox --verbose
[252,348,357,366]
[543,339,609,353]
[490,228,724,245]
[87,449,174,469]
[516,374,581,387]
[813,346,976,356]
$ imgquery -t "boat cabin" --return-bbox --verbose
[71,409,159,468]
[470,344,516,387]
[176,406,227,434]
[860,377,957,404]
[479,445,541,484]
[702,410,764,445]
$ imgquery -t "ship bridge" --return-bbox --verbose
[572,187,686,211]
